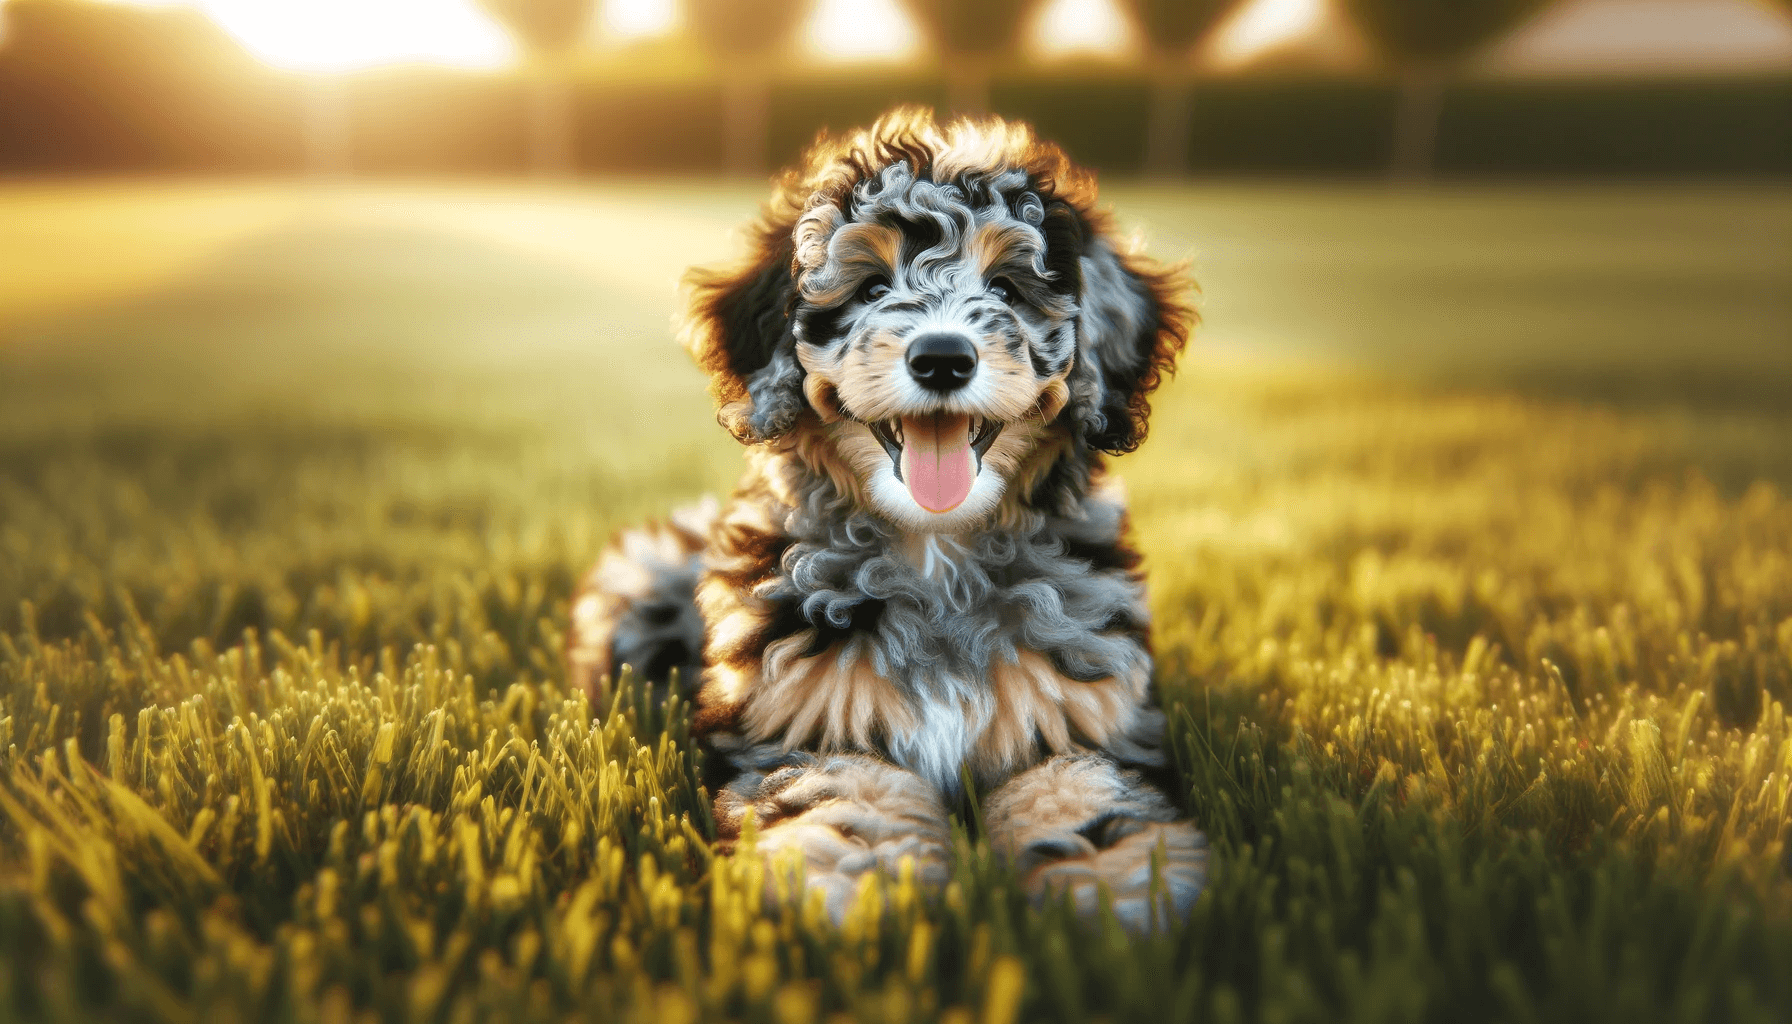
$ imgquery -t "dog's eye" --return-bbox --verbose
[988,277,1017,304]
[857,275,892,303]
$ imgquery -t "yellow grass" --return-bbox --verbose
[0,180,1788,1022]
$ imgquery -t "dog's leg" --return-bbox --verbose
[714,753,951,924]
[984,754,1207,932]
[567,497,718,704]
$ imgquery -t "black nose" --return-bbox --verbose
[906,332,978,392]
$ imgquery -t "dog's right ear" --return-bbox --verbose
[681,219,808,444]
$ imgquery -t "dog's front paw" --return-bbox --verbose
[716,753,952,924]
[985,755,1208,932]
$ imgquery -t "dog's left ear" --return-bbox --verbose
[681,220,808,444]
[1057,210,1195,455]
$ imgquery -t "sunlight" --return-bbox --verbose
[805,0,921,62]
[101,0,515,73]
[207,0,513,72]
[1028,0,1135,60]
[599,0,677,42]
[1207,0,1325,68]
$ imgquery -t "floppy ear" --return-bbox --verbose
[1062,218,1194,454]
[681,221,809,444]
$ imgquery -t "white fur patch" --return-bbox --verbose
[885,682,988,794]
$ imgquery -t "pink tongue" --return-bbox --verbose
[899,413,975,513]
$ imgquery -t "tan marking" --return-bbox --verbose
[565,590,619,701]
[967,221,1043,280]
[799,222,903,306]
[742,637,919,754]
[789,420,878,510]
[839,222,903,271]
[691,476,796,730]
[969,651,1151,782]
[803,375,844,423]
[810,331,1060,429]
[1035,378,1069,423]
[706,607,766,662]
[702,662,756,708]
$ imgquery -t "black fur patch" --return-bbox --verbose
[1025,450,1091,517]
[1060,533,1143,575]
[893,215,944,261]
[716,235,797,380]
[1041,201,1084,296]
[752,590,888,659]
[800,302,850,347]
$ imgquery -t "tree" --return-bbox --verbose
[685,0,811,176]
[1338,0,1555,180]
[902,0,1042,115]
[478,0,593,175]
[1118,0,1247,177]
[0,0,299,172]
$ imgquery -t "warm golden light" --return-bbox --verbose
[1028,0,1135,60]
[805,0,921,62]
[1207,0,1326,68]
[599,0,677,43]
[105,0,515,73]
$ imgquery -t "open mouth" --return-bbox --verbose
[868,413,1005,513]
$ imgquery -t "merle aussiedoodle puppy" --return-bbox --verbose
[568,107,1206,930]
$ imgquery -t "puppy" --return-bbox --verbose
[568,107,1206,930]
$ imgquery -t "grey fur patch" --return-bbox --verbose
[1066,237,1162,446]
[742,343,809,440]
[744,470,1156,792]
[570,499,716,705]
[608,569,706,699]
[774,475,1146,685]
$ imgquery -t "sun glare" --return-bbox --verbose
[1207,0,1326,68]
[806,0,921,62]
[103,0,514,73]
[599,0,677,42]
[1029,0,1135,60]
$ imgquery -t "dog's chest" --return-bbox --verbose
[790,535,1150,791]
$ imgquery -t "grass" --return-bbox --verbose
[0,179,1789,1023]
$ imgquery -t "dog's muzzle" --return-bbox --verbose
[868,413,1004,513]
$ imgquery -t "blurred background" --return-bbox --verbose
[1,0,1790,178]
[0,0,1788,530]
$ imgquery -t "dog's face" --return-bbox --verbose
[789,163,1082,530]
[684,111,1190,533]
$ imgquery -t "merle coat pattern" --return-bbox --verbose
[568,109,1206,930]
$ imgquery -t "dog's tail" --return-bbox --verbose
[567,496,717,705]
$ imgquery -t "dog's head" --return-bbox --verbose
[684,108,1192,532]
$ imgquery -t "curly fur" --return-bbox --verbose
[570,107,1204,930]
[682,108,1194,453]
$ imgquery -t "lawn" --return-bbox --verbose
[0,179,1789,1023]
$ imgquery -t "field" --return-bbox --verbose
[0,179,1789,1023]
